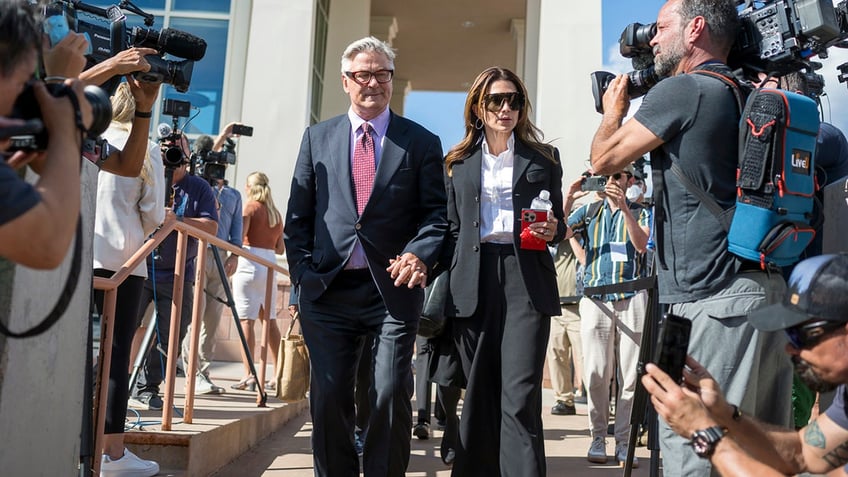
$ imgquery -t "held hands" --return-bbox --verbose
[386,252,428,289]
[641,356,728,438]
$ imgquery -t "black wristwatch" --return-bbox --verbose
[690,426,727,458]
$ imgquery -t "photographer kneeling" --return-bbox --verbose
[0,0,93,269]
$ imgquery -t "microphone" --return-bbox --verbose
[131,27,207,61]
[157,122,173,139]
[193,134,214,154]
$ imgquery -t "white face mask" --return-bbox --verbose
[626,184,643,202]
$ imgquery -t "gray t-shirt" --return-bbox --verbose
[634,67,742,303]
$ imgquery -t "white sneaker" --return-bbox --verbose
[194,374,225,395]
[101,448,159,477]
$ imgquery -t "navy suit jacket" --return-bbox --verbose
[444,140,565,317]
[284,111,448,320]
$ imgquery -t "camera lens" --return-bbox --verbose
[627,66,661,98]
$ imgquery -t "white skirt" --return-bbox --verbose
[232,246,278,320]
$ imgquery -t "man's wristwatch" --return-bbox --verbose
[690,426,727,458]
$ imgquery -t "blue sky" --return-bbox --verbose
[404,0,848,150]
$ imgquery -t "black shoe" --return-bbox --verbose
[129,391,163,411]
[413,422,430,440]
[551,401,576,415]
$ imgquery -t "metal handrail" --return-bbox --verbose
[91,217,289,476]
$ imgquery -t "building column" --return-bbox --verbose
[370,16,398,45]
[233,0,315,216]
[531,0,603,183]
[511,19,526,79]
[320,0,371,121]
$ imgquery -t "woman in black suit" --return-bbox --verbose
[444,67,565,476]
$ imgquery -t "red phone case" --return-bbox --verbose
[519,208,549,250]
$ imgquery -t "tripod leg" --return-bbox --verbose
[128,308,159,394]
[624,276,660,477]
[209,245,267,407]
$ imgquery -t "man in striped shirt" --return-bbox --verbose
[564,164,651,467]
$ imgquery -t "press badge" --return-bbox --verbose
[610,242,628,262]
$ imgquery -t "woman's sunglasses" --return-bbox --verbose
[483,92,525,112]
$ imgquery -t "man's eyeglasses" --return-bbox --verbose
[345,69,394,85]
[785,320,845,349]
[483,92,525,112]
[608,172,632,180]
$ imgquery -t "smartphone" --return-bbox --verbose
[43,14,70,48]
[519,208,549,251]
[232,124,254,136]
[653,313,692,384]
[581,175,607,192]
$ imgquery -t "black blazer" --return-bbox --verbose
[445,140,565,318]
[284,111,448,320]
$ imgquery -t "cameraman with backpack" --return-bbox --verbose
[589,1,792,475]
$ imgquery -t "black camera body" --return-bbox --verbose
[591,0,848,113]
[7,82,112,152]
[194,139,236,182]
[43,1,207,94]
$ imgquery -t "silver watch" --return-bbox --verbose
[690,426,726,458]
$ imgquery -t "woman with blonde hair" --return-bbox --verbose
[231,171,285,390]
[93,80,165,476]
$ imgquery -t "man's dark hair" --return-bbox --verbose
[780,72,809,96]
[0,0,41,77]
[680,0,740,55]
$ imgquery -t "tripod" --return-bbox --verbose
[129,244,268,406]
[582,274,661,477]
[623,275,662,477]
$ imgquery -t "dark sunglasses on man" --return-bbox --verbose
[608,172,632,181]
[483,92,524,112]
[785,320,846,349]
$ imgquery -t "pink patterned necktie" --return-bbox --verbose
[352,123,376,215]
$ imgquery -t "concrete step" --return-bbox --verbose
[120,362,308,477]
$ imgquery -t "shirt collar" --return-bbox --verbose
[348,107,391,136]
[481,133,515,157]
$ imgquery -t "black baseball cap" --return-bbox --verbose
[748,253,848,332]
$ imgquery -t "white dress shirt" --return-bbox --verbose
[479,133,515,244]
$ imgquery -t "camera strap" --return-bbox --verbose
[0,219,82,338]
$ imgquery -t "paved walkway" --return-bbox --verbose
[212,386,660,476]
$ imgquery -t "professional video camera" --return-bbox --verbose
[194,140,236,182]
[157,98,190,169]
[590,0,848,113]
[41,0,207,94]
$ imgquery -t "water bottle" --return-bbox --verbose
[530,189,553,212]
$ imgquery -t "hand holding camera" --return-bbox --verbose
[42,31,90,78]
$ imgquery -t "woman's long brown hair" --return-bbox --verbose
[445,67,555,175]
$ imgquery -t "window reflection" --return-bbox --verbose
[165,17,228,134]
[173,0,230,13]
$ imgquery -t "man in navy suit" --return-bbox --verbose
[284,36,447,477]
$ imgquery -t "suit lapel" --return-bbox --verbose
[366,112,408,212]
[513,140,532,188]
[330,116,357,217]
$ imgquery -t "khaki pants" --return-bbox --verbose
[579,290,646,444]
[546,304,583,405]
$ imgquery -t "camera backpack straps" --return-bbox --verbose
[664,67,822,270]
